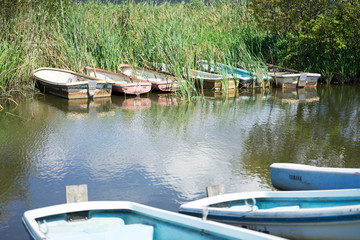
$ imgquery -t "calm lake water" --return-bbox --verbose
[1,85,360,239]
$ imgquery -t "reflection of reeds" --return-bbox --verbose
[1,0,269,98]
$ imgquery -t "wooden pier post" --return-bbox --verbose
[206,184,225,197]
[66,184,88,203]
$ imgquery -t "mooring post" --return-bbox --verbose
[206,184,225,197]
[66,184,88,203]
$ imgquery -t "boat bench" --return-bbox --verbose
[40,217,154,240]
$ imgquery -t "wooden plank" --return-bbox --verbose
[66,184,88,203]
[206,184,225,197]
[298,73,307,87]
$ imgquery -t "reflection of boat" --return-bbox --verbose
[149,94,183,106]
[268,65,321,89]
[37,94,113,118]
[270,163,360,190]
[198,61,271,88]
[32,68,112,99]
[118,64,178,92]
[22,201,282,240]
[179,189,360,240]
[112,96,151,111]
[82,67,151,95]
[273,88,319,104]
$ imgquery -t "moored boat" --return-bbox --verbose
[32,68,112,99]
[118,64,178,92]
[22,201,284,240]
[179,189,360,240]
[198,61,271,88]
[185,68,237,91]
[267,65,321,88]
[82,66,152,95]
[270,163,360,190]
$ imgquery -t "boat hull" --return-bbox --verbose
[118,64,178,92]
[83,67,152,95]
[270,163,360,190]
[22,201,284,240]
[179,189,360,240]
[33,68,112,99]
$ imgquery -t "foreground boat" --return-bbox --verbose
[179,189,360,240]
[198,61,271,88]
[82,67,151,95]
[267,65,321,88]
[270,163,360,190]
[22,201,284,240]
[118,64,178,92]
[32,68,112,99]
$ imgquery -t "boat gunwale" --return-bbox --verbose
[83,66,152,87]
[118,64,179,85]
[32,68,110,86]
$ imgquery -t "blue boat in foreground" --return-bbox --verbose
[270,163,360,190]
[179,189,360,240]
[22,201,285,240]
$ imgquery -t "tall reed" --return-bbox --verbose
[1,0,269,98]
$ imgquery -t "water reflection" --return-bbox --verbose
[273,88,319,104]
[1,86,360,240]
[112,96,152,110]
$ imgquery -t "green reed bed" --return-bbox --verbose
[1,0,269,98]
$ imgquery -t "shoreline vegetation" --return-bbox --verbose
[1,0,359,100]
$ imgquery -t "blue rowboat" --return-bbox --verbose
[22,201,284,240]
[179,189,360,240]
[198,60,272,85]
[270,163,360,190]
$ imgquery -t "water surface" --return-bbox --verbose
[1,85,360,239]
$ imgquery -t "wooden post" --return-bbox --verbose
[66,184,88,203]
[206,184,225,197]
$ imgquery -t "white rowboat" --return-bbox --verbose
[22,201,284,240]
[179,189,360,240]
[270,163,360,190]
[32,68,112,99]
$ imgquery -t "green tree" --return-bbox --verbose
[249,0,360,83]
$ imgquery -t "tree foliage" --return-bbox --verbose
[249,0,360,83]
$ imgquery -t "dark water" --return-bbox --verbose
[1,85,360,239]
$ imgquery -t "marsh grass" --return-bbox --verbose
[1,0,269,99]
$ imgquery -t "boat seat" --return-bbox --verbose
[262,205,300,211]
[43,218,153,240]
[229,205,253,211]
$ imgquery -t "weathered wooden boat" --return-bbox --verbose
[179,189,360,240]
[22,201,284,240]
[267,65,321,88]
[198,61,271,88]
[270,163,360,190]
[82,67,152,95]
[185,68,237,91]
[32,68,112,99]
[118,64,178,92]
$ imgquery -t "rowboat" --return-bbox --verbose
[185,68,237,91]
[32,68,112,99]
[267,65,321,88]
[270,163,360,190]
[198,61,271,88]
[22,201,284,240]
[179,189,360,240]
[82,67,152,95]
[118,64,178,92]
